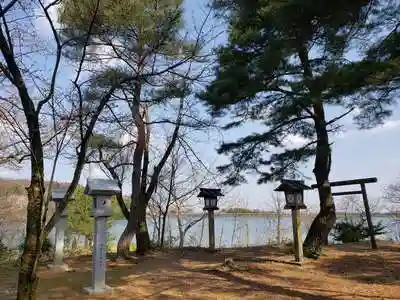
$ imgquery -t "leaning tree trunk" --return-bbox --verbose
[116,212,136,258]
[17,118,45,300]
[303,103,336,257]
[297,45,336,257]
[135,199,151,255]
[117,91,182,257]
[136,105,151,254]
[116,196,151,257]
[117,86,147,258]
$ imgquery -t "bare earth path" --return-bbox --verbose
[1,241,399,299]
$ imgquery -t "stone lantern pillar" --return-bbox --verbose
[49,186,73,271]
[83,178,121,294]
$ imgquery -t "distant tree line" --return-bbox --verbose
[221,208,269,214]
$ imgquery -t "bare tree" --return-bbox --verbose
[333,195,386,244]
[0,1,199,298]
[175,202,206,249]
[337,195,382,222]
[0,99,28,167]
[269,192,285,245]
[383,181,400,223]
[147,153,179,248]
[0,2,87,297]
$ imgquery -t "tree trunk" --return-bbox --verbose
[135,201,150,255]
[0,26,47,299]
[178,232,184,248]
[160,166,174,248]
[17,123,45,300]
[17,180,43,300]
[303,102,336,256]
[157,213,162,245]
[199,218,205,246]
[118,87,183,256]
[16,104,45,300]
[177,208,184,248]
[160,212,168,248]
[116,215,136,258]
[276,213,281,245]
[297,44,336,257]
[116,86,146,258]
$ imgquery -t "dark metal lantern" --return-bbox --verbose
[274,179,310,209]
[197,188,223,211]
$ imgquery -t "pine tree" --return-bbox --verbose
[199,0,399,255]
[58,0,198,257]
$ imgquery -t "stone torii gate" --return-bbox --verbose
[311,177,378,249]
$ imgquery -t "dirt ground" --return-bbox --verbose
[1,241,399,300]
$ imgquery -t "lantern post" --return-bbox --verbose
[49,186,74,271]
[83,178,121,294]
[274,179,310,262]
[197,188,223,251]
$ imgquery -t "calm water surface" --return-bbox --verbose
[109,214,400,247]
[3,214,398,249]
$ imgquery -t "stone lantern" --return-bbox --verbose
[50,186,74,270]
[83,178,121,294]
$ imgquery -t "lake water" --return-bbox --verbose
[3,214,399,249]
[109,214,400,248]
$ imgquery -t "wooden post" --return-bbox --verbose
[360,183,377,249]
[208,210,215,250]
[291,208,303,262]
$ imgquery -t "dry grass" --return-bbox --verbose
[1,241,399,300]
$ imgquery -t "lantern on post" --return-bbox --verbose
[275,179,310,262]
[197,188,223,251]
[50,186,74,271]
[83,178,121,294]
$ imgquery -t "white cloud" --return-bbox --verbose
[283,134,309,149]
[369,120,400,134]
[279,119,400,147]
[336,119,400,139]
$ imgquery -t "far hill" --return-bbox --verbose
[0,178,75,247]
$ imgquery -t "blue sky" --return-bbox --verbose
[0,0,399,212]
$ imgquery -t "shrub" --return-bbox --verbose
[333,219,386,243]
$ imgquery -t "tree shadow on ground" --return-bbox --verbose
[175,245,293,264]
[141,260,399,300]
[319,252,400,284]
[192,268,336,300]
[3,243,400,299]
[0,263,18,300]
[34,252,327,299]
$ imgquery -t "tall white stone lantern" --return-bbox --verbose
[50,186,73,270]
[83,178,121,294]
